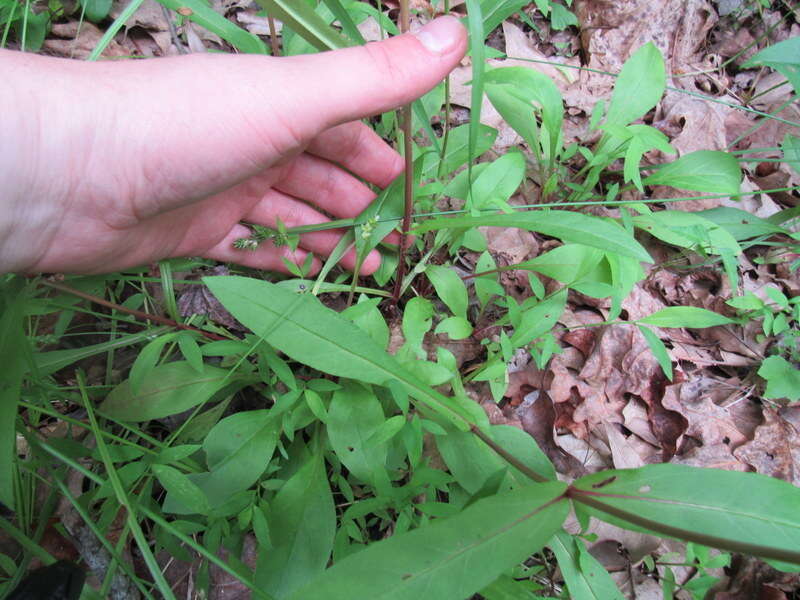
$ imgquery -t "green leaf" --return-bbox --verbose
[201,410,280,494]
[549,530,625,600]
[742,36,800,94]
[642,150,742,195]
[698,206,786,241]
[758,356,800,402]
[365,415,407,448]
[548,3,578,30]
[605,43,665,127]
[637,325,673,381]
[516,244,604,285]
[416,211,652,263]
[327,382,388,483]
[177,332,204,373]
[434,316,473,340]
[257,453,336,598]
[256,0,350,51]
[426,265,468,318]
[203,276,476,429]
[80,0,112,21]
[572,464,800,564]
[485,67,563,163]
[479,0,527,37]
[633,210,742,256]
[0,281,27,510]
[470,152,526,212]
[429,124,497,177]
[33,327,171,376]
[637,307,734,328]
[153,465,211,515]
[511,289,567,347]
[465,0,486,196]
[158,0,267,53]
[100,362,245,421]
[287,482,569,600]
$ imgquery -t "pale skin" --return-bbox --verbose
[0,17,467,276]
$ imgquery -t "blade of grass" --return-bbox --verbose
[320,0,365,44]
[78,371,177,600]
[256,0,349,51]
[34,438,274,600]
[464,0,485,211]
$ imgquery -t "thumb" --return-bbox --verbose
[266,16,467,134]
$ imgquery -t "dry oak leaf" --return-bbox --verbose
[734,408,800,486]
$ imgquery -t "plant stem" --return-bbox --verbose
[392,0,414,304]
[267,15,281,56]
[38,279,227,341]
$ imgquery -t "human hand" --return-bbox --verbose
[0,17,466,276]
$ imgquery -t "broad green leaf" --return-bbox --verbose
[511,289,567,347]
[698,206,786,240]
[437,430,507,494]
[130,332,181,394]
[479,0,527,36]
[327,382,388,483]
[516,244,604,284]
[434,316,473,340]
[638,325,673,381]
[366,415,406,448]
[0,281,27,510]
[605,43,665,127]
[256,0,349,51]
[758,356,800,402]
[203,276,476,429]
[287,482,568,600]
[485,67,563,163]
[633,210,742,255]
[549,530,625,600]
[428,124,497,177]
[572,464,800,564]
[100,362,245,421]
[492,425,556,482]
[200,410,280,494]
[426,265,468,318]
[637,307,734,328]
[159,0,266,53]
[33,326,171,376]
[153,465,210,515]
[470,152,526,212]
[401,297,434,359]
[416,211,652,263]
[642,150,742,195]
[257,453,336,598]
[742,36,800,94]
[177,332,203,373]
[80,0,111,22]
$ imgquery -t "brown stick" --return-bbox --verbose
[391,0,414,304]
[39,279,227,341]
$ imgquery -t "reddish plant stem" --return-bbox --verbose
[39,279,227,341]
[470,424,548,483]
[267,16,281,56]
[391,0,414,305]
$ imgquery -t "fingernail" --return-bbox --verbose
[413,16,462,54]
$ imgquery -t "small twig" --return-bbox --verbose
[391,0,414,305]
[38,279,227,341]
[267,15,281,56]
